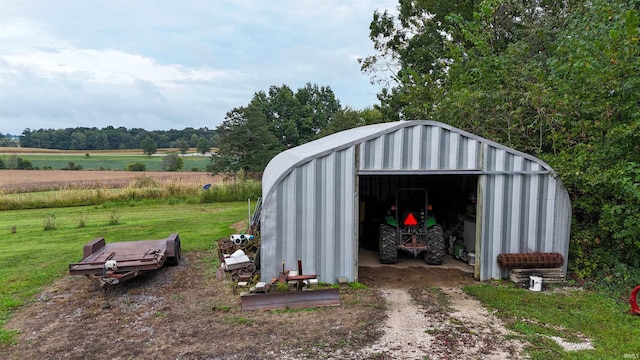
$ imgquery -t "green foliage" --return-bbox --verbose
[6,153,209,171]
[140,136,158,157]
[199,178,262,203]
[126,162,146,171]
[14,157,33,170]
[347,282,368,290]
[176,138,190,154]
[161,153,184,172]
[19,126,217,151]
[317,107,385,138]
[196,136,210,155]
[251,83,342,148]
[62,161,82,170]
[208,104,284,173]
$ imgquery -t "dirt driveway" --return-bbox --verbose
[1,251,528,360]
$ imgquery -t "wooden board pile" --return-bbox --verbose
[509,268,565,284]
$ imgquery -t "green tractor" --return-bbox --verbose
[379,188,446,265]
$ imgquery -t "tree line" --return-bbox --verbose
[18,126,217,151]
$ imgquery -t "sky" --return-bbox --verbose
[0,0,398,136]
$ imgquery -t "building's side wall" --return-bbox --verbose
[478,146,570,280]
[260,147,357,284]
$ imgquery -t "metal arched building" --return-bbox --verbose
[260,120,571,283]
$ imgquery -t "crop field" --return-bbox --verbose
[0,170,219,193]
[0,152,211,171]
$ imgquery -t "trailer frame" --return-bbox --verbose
[69,233,181,287]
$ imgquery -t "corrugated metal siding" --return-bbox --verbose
[360,125,481,171]
[261,121,571,283]
[261,147,357,284]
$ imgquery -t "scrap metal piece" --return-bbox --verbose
[497,252,564,269]
[240,289,340,311]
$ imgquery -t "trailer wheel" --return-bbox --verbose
[379,224,398,264]
[166,237,181,266]
[424,224,445,265]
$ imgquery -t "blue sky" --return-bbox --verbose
[0,0,397,136]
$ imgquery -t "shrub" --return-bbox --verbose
[127,162,146,171]
[62,162,82,170]
[16,157,33,170]
[162,153,183,172]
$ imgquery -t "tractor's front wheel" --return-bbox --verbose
[379,224,398,264]
[424,224,445,265]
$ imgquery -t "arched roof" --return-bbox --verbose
[263,120,554,197]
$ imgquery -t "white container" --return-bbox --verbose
[529,275,543,291]
[468,253,476,265]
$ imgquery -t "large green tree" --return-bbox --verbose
[208,104,284,173]
[250,83,341,148]
[140,136,158,157]
[196,136,211,155]
[176,138,190,155]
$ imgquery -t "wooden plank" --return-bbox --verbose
[509,267,565,284]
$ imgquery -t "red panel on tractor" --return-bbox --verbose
[403,213,418,226]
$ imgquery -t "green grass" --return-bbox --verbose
[0,201,248,344]
[2,153,211,171]
[464,283,640,359]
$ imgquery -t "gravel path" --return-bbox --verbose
[357,287,528,359]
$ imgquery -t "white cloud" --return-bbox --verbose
[0,0,398,135]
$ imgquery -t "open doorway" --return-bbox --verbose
[358,174,479,268]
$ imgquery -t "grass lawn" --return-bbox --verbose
[0,201,248,343]
[1,153,211,171]
[465,283,640,359]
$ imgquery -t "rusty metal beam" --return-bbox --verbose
[240,289,340,311]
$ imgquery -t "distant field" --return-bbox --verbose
[0,149,211,171]
[0,170,221,193]
[0,147,197,154]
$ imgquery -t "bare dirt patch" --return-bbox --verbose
[1,253,532,360]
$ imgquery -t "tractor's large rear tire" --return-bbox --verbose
[424,224,445,265]
[379,224,398,264]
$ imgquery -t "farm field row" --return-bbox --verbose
[0,170,219,193]
[0,153,211,171]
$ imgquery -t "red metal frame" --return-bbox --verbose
[631,285,640,315]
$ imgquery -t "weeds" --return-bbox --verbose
[43,214,56,231]
[108,210,121,225]
[77,213,87,228]
[222,316,252,325]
